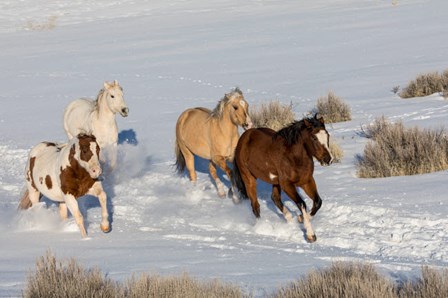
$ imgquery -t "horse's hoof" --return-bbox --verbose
[101,224,111,233]
[306,234,317,243]
[297,214,304,223]
[232,196,241,205]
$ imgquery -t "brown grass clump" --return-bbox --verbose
[397,266,448,298]
[399,69,448,98]
[250,101,295,131]
[329,140,344,163]
[22,253,448,298]
[23,251,119,298]
[315,92,352,123]
[24,16,58,31]
[123,273,244,298]
[273,262,396,298]
[357,117,448,178]
[24,252,244,298]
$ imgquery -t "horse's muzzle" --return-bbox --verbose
[120,107,129,117]
[320,154,333,166]
[242,122,253,130]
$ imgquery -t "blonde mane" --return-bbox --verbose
[210,88,243,118]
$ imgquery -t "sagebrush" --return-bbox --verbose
[23,253,448,298]
[250,101,295,131]
[357,116,448,178]
[315,91,351,123]
[399,69,448,98]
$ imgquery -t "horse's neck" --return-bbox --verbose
[96,93,115,121]
[217,108,238,134]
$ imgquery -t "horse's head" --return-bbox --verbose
[74,134,102,179]
[225,88,253,130]
[304,114,333,166]
[103,80,129,117]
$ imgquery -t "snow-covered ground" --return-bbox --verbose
[1,0,448,296]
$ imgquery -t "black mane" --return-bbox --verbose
[274,116,324,147]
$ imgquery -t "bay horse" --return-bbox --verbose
[18,134,110,238]
[232,114,333,242]
[63,80,129,171]
[175,88,253,198]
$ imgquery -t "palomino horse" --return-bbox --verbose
[175,88,252,198]
[18,134,109,238]
[63,80,129,170]
[232,114,333,242]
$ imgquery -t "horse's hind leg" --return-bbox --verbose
[281,182,316,243]
[271,185,293,223]
[178,142,197,181]
[64,195,87,238]
[209,161,226,198]
[242,174,260,218]
[59,203,68,220]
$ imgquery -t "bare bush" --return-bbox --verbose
[357,117,448,178]
[250,101,295,131]
[24,252,244,298]
[23,251,119,298]
[24,16,58,31]
[315,92,352,123]
[399,70,448,98]
[123,273,244,298]
[273,262,396,298]
[397,266,448,298]
[329,140,344,163]
[23,253,448,298]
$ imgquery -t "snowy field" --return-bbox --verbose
[1,0,448,296]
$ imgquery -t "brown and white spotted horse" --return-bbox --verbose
[19,134,110,238]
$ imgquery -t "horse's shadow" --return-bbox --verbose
[118,129,138,146]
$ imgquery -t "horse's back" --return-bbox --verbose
[176,107,212,158]
[236,128,279,182]
[64,98,95,138]
[26,142,67,200]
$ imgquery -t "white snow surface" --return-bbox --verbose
[1,0,448,296]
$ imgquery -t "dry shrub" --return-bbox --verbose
[23,251,119,298]
[24,16,58,31]
[399,69,448,98]
[357,117,448,178]
[123,273,244,298]
[315,92,351,123]
[274,262,395,298]
[24,252,244,298]
[250,101,295,131]
[329,140,344,163]
[397,266,448,298]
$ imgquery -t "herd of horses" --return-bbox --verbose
[18,81,333,242]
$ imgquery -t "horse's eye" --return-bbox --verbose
[111,95,115,99]
[233,105,238,110]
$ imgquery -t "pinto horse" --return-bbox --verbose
[175,88,252,198]
[232,115,333,242]
[18,134,110,238]
[63,80,129,170]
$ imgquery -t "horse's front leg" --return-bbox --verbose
[109,142,118,171]
[64,195,87,238]
[212,156,233,197]
[281,181,316,243]
[88,182,110,233]
[301,177,322,217]
[209,161,226,198]
[271,184,293,223]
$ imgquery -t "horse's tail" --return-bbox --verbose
[174,138,186,175]
[18,189,32,210]
[231,158,248,199]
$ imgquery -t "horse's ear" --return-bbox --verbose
[113,80,119,86]
[103,81,111,89]
[315,113,324,124]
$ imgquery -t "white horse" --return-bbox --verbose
[19,134,109,238]
[63,80,129,170]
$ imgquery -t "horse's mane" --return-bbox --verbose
[210,88,243,119]
[93,88,106,111]
[274,116,323,147]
